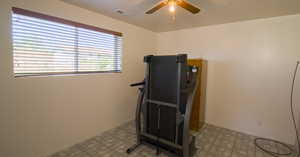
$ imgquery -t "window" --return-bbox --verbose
[12,7,122,77]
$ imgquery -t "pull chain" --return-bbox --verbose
[172,12,176,21]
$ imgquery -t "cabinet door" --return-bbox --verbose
[188,59,204,131]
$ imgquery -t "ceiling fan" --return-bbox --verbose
[146,0,200,14]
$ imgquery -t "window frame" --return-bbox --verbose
[12,7,123,77]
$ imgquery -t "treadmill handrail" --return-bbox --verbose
[130,81,145,87]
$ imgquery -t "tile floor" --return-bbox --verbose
[49,122,296,157]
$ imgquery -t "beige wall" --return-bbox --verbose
[0,0,157,157]
[157,15,300,144]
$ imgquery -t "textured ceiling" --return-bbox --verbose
[61,0,300,32]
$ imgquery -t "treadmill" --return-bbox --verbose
[127,54,198,157]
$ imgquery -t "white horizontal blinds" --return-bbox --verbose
[13,14,77,74]
[77,28,122,72]
[12,9,122,76]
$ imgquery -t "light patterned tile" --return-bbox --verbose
[48,122,296,157]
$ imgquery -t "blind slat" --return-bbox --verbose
[14,41,121,51]
[14,51,121,58]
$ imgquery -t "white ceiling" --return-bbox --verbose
[61,0,300,32]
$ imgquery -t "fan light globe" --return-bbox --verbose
[169,5,175,12]
[169,1,176,13]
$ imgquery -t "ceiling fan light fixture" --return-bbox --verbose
[145,0,200,14]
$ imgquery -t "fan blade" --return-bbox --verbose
[177,0,200,14]
[146,1,167,14]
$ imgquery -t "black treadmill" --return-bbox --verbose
[127,54,198,157]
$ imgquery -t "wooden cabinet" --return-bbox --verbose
[188,59,205,131]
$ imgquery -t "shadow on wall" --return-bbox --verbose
[295,62,300,154]
[200,60,208,126]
